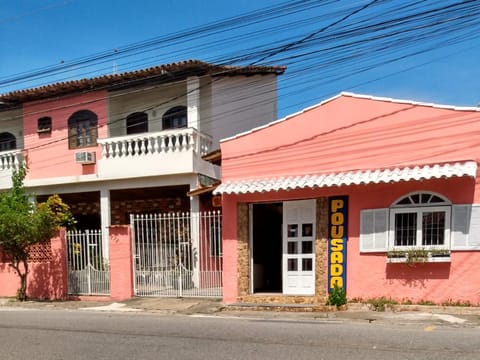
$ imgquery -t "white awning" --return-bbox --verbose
[214,161,477,195]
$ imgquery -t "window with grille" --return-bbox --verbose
[68,110,98,149]
[126,112,148,134]
[162,106,187,130]
[390,192,450,249]
[0,132,16,151]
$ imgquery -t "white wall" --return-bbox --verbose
[106,73,280,151]
[206,74,278,149]
[107,81,188,137]
[0,108,24,149]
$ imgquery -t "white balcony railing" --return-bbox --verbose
[98,128,212,160]
[0,149,23,170]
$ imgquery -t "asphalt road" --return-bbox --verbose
[0,309,478,360]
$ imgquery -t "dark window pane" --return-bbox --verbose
[162,106,187,130]
[430,195,445,203]
[38,117,52,132]
[302,223,313,237]
[395,213,417,246]
[0,132,16,151]
[302,258,313,271]
[421,193,431,204]
[126,112,148,134]
[301,241,313,254]
[422,211,445,246]
[288,259,297,271]
[288,224,298,238]
[287,242,297,254]
[410,194,420,204]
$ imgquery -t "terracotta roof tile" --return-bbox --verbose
[0,59,285,106]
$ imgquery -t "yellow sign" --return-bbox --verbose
[328,196,348,292]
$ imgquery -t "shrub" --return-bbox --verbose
[327,285,347,308]
[366,297,398,311]
[441,299,472,307]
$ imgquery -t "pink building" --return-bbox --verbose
[0,60,284,299]
[216,92,480,306]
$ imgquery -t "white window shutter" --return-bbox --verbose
[451,205,470,249]
[469,206,480,249]
[360,208,388,252]
[451,205,480,250]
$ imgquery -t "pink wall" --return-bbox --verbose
[109,226,134,301]
[0,226,137,302]
[23,91,108,180]
[221,177,480,304]
[221,95,480,189]
[0,230,67,300]
[220,94,480,304]
[222,198,238,303]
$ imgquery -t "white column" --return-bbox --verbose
[100,188,111,261]
[187,76,200,130]
[189,176,200,287]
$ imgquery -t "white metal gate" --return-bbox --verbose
[67,230,110,296]
[131,211,222,297]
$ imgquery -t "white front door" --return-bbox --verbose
[282,199,315,295]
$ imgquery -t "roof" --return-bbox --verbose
[214,161,477,195]
[201,149,221,165]
[221,92,480,143]
[0,60,285,108]
[187,181,221,197]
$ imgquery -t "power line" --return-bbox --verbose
[0,1,479,175]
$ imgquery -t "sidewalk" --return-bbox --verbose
[1,297,479,327]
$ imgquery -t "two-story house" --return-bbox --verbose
[0,60,284,298]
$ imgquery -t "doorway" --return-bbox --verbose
[251,203,282,292]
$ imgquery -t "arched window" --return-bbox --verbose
[126,112,148,135]
[390,192,451,248]
[0,132,16,151]
[68,110,98,149]
[162,106,187,130]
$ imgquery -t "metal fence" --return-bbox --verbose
[66,230,110,296]
[131,211,222,298]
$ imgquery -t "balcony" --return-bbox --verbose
[0,149,23,188]
[97,128,216,180]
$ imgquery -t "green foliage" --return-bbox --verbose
[441,299,472,307]
[417,299,436,306]
[366,297,398,311]
[0,166,75,301]
[327,285,347,308]
[38,194,76,230]
[387,248,450,266]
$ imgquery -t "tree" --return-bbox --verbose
[0,166,75,301]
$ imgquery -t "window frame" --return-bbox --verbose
[126,112,148,135]
[388,192,452,251]
[68,110,98,149]
[37,116,52,133]
[0,132,17,151]
[162,106,187,130]
[389,205,451,250]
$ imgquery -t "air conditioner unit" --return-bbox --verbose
[74,151,96,164]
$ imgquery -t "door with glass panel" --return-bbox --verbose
[282,199,315,295]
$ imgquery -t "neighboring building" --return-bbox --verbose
[0,59,284,251]
[215,92,480,306]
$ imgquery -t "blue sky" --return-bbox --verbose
[1,0,480,118]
